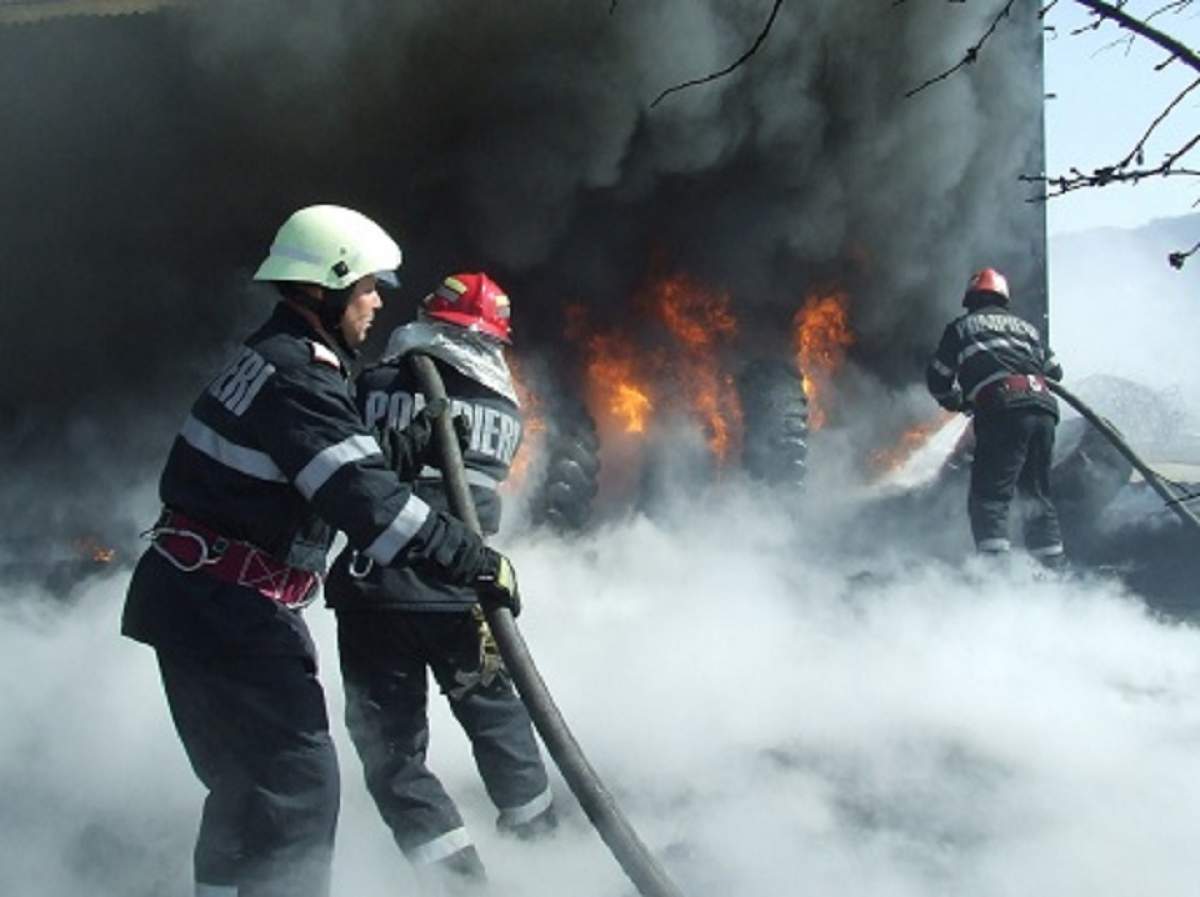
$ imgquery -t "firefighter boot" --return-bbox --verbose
[497,805,558,841]
[414,845,489,897]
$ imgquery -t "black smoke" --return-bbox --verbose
[0,1,1045,546]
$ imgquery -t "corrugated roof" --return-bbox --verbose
[0,0,182,25]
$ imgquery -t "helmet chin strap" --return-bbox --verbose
[281,283,354,352]
[318,286,354,351]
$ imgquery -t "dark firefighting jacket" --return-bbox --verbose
[325,354,522,612]
[925,302,1063,418]
[123,303,443,651]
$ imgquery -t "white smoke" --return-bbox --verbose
[1049,215,1200,460]
[4,477,1200,897]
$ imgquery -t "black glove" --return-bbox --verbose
[476,547,521,618]
[412,509,488,586]
[450,411,473,453]
[938,389,968,413]
[378,398,472,479]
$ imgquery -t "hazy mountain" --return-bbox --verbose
[1050,212,1200,459]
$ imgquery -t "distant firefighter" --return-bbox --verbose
[926,268,1066,566]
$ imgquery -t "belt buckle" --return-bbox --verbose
[237,548,318,609]
[237,547,288,601]
[348,551,375,579]
[150,529,215,573]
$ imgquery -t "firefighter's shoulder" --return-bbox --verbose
[306,340,346,373]
[251,332,347,377]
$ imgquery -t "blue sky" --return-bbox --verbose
[1043,3,1200,235]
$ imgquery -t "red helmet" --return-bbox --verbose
[963,268,1010,307]
[421,272,512,343]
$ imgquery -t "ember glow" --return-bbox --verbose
[793,291,855,431]
[73,536,116,564]
[869,411,956,476]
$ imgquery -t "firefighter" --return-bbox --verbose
[324,272,555,894]
[121,207,519,897]
[925,267,1066,565]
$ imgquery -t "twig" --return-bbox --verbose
[1117,76,1200,170]
[1074,0,1200,75]
[650,0,785,108]
[905,0,1019,98]
[1168,239,1200,269]
[1146,0,1194,25]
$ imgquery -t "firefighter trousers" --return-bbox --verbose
[335,609,553,872]
[968,407,1064,556]
[157,650,340,897]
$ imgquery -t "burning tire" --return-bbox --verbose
[737,359,809,488]
[530,406,601,532]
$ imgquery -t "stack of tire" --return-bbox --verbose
[528,358,810,532]
[528,405,601,532]
[736,359,810,491]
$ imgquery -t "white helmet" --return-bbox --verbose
[253,204,402,289]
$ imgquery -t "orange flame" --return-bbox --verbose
[793,291,854,430]
[656,276,737,349]
[586,333,654,434]
[612,382,654,433]
[504,355,546,492]
[653,275,742,461]
[574,273,743,464]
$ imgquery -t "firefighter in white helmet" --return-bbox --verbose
[122,206,518,897]
[926,267,1066,564]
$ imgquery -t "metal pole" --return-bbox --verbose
[410,352,687,897]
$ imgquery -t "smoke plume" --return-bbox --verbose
[0,1,1045,541]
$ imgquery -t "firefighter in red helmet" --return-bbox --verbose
[324,272,553,894]
[926,267,1066,565]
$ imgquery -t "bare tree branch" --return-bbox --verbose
[1022,129,1200,195]
[901,0,1200,267]
[650,0,785,108]
[1074,0,1200,75]
[646,0,1200,265]
[1116,76,1200,170]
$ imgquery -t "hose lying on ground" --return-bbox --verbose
[1047,379,1200,537]
[410,353,687,897]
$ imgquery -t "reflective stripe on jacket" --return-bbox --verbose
[326,354,522,611]
[159,302,432,572]
[925,303,1062,417]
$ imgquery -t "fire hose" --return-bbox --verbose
[1046,379,1200,537]
[410,353,687,897]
